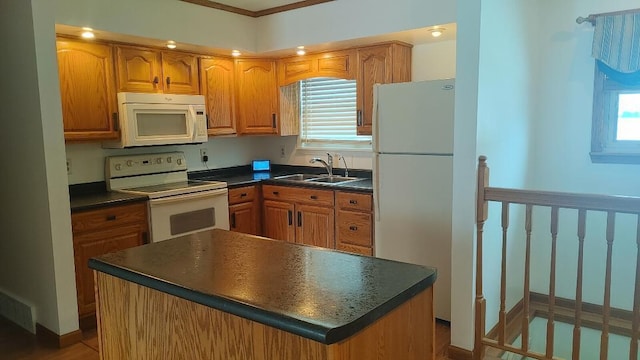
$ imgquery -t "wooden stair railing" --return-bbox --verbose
[474,156,640,360]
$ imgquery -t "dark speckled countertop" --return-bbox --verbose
[191,164,373,193]
[89,229,436,344]
[69,182,148,213]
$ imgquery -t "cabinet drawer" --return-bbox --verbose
[228,186,257,205]
[263,185,334,207]
[336,210,372,247]
[72,202,147,234]
[336,191,372,212]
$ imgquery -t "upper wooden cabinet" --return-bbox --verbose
[56,39,119,141]
[200,57,237,135]
[235,59,279,135]
[115,45,199,95]
[356,43,412,135]
[277,49,356,86]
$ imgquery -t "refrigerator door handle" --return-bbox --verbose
[373,152,381,221]
[372,84,380,153]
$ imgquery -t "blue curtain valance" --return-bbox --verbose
[592,12,640,74]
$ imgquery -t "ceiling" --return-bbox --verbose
[180,0,334,17]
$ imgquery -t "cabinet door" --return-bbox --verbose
[56,39,118,141]
[263,200,295,242]
[356,46,392,135]
[161,52,199,95]
[200,58,236,135]
[73,224,146,317]
[115,46,163,93]
[235,59,279,135]
[296,204,334,248]
[229,202,258,235]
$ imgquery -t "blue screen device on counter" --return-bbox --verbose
[252,160,271,180]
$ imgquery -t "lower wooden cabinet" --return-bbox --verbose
[335,191,374,256]
[262,185,335,248]
[71,202,148,328]
[228,185,261,236]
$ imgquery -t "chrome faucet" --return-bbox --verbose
[310,153,333,177]
[337,154,349,177]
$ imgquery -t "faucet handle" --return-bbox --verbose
[326,152,333,165]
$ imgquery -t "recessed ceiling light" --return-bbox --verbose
[231,50,241,57]
[429,27,445,38]
[296,46,306,56]
[166,40,177,49]
[81,27,95,39]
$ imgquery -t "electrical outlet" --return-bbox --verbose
[66,158,72,175]
[279,144,286,159]
[200,148,209,162]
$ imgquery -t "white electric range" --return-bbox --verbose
[106,152,229,242]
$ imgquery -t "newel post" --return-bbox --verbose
[474,156,489,360]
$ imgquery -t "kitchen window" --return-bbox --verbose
[298,77,371,150]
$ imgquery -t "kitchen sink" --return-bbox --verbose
[307,176,361,184]
[274,173,326,181]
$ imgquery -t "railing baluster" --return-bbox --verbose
[631,215,640,360]
[546,206,559,358]
[522,204,533,353]
[600,212,615,360]
[499,202,509,345]
[572,210,586,360]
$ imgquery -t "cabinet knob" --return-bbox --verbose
[357,110,363,126]
[273,191,279,195]
[349,199,358,205]
[240,193,248,197]
[153,76,159,85]
[349,226,358,231]
[106,215,116,221]
[166,76,171,86]
[310,195,318,200]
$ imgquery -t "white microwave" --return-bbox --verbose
[103,92,207,148]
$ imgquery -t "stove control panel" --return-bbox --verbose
[106,152,188,179]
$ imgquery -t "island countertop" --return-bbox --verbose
[89,229,437,345]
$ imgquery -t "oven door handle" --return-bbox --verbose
[149,188,228,206]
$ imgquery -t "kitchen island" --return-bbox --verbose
[89,229,437,360]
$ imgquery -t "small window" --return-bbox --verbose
[591,68,640,163]
[298,77,371,150]
[588,11,640,164]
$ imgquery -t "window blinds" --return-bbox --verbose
[299,78,371,146]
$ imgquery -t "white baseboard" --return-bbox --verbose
[0,290,35,333]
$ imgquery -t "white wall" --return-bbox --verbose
[0,0,78,334]
[67,137,261,184]
[54,0,256,52]
[450,0,482,351]
[452,0,640,352]
[527,0,640,311]
[256,0,456,53]
[475,0,539,333]
[412,40,457,81]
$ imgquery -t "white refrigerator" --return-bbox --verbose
[373,79,454,321]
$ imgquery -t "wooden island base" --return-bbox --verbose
[95,272,434,360]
